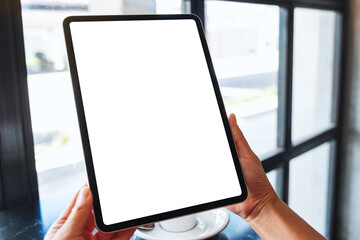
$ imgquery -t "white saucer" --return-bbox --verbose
[134,208,230,240]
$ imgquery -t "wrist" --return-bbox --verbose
[245,195,286,239]
[245,194,326,240]
[244,192,281,225]
[246,194,281,224]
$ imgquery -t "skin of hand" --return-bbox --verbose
[44,187,136,240]
[227,113,277,221]
[228,113,326,240]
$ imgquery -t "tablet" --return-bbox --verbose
[63,14,247,232]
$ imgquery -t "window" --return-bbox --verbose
[289,142,334,236]
[201,1,342,239]
[0,0,345,239]
[21,0,188,217]
[205,1,280,157]
[292,8,340,143]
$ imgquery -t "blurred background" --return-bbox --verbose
[1,0,359,239]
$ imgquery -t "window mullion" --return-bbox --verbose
[282,5,295,205]
[191,0,205,28]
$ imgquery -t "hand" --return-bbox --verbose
[228,114,325,239]
[44,187,136,240]
[227,113,278,222]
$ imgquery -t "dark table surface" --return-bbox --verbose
[0,200,260,240]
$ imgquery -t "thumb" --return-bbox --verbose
[62,187,93,236]
[228,113,256,159]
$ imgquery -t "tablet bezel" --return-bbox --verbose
[63,14,247,232]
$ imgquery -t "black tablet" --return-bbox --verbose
[63,14,247,232]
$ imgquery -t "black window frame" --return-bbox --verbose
[192,0,347,239]
[0,0,38,211]
[0,0,347,239]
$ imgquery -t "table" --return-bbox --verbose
[0,201,260,240]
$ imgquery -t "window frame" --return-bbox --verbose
[0,0,38,210]
[192,0,346,239]
[0,0,347,239]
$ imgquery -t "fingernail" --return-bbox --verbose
[76,187,90,206]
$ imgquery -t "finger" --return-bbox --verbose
[83,230,97,240]
[94,231,116,240]
[52,188,82,227]
[44,187,85,240]
[56,183,88,222]
[228,113,256,159]
[112,228,137,240]
[84,210,96,232]
[94,228,135,240]
[61,189,81,217]
[61,187,93,236]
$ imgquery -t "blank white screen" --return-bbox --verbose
[70,19,242,225]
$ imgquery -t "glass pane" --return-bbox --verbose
[267,167,282,197]
[22,0,186,208]
[292,8,340,143]
[289,142,332,237]
[205,1,280,157]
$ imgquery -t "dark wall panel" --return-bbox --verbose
[0,0,38,210]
